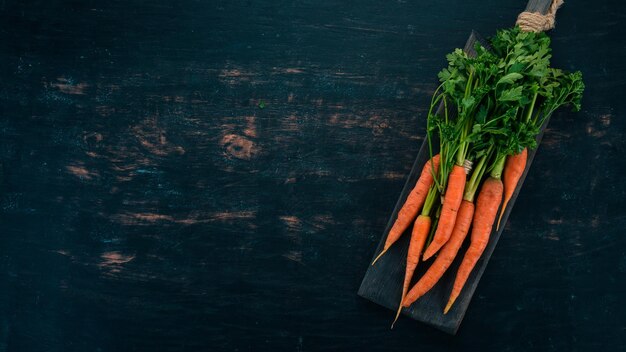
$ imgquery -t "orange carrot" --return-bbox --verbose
[496,148,527,230]
[403,215,432,297]
[372,154,440,265]
[391,215,431,326]
[444,176,503,314]
[402,200,474,307]
[403,151,492,307]
[422,164,466,260]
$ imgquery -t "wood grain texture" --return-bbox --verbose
[0,0,624,351]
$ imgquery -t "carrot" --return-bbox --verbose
[372,154,440,265]
[422,164,466,260]
[391,214,431,326]
[402,200,474,307]
[402,149,492,308]
[391,186,439,327]
[496,148,527,230]
[444,174,503,314]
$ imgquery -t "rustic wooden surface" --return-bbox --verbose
[0,0,624,351]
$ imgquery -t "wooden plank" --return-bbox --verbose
[358,0,556,334]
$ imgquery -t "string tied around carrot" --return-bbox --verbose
[462,159,473,175]
[516,0,563,33]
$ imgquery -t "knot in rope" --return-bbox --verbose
[516,0,563,32]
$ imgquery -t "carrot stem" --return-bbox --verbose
[421,186,439,217]
[490,153,506,180]
[463,147,493,202]
[525,91,538,122]
[425,205,442,248]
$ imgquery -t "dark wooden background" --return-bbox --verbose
[1,0,624,351]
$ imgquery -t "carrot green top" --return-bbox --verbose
[426,26,584,200]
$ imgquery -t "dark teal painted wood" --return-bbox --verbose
[0,0,624,350]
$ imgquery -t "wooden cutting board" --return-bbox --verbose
[358,0,556,335]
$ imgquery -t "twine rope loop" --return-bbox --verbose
[516,0,564,32]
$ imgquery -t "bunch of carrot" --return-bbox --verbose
[372,27,584,324]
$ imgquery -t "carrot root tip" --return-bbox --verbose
[444,298,456,314]
[496,201,508,231]
[391,305,403,329]
[371,248,388,266]
[422,247,436,261]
